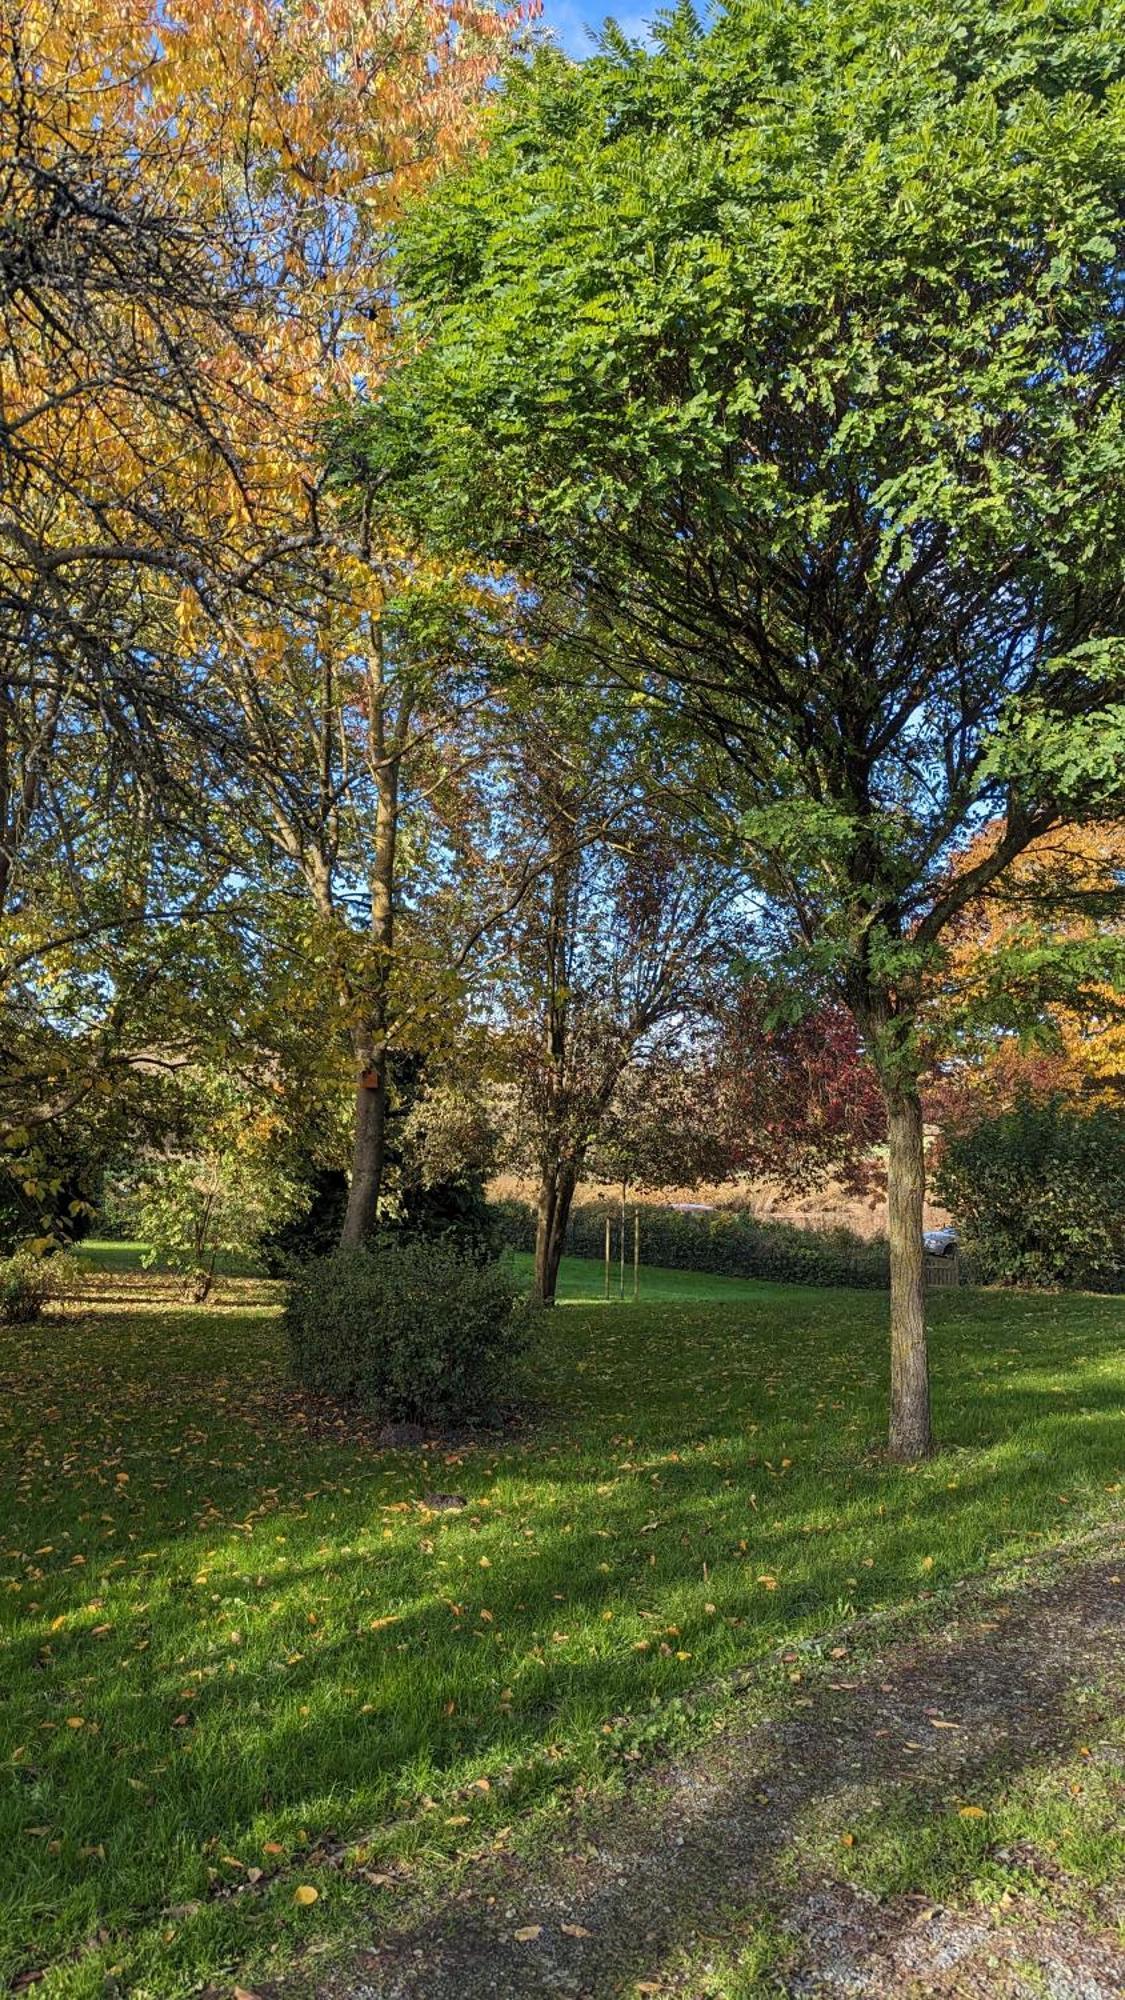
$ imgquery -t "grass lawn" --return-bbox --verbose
[0,1255,1121,1996]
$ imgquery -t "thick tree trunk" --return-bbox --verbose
[533,1160,578,1305]
[339,1044,389,1249]
[884,1082,932,1459]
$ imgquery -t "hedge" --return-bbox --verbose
[491,1197,891,1289]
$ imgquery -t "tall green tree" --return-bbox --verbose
[358,0,1125,1455]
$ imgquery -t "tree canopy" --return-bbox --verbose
[353,0,1125,1452]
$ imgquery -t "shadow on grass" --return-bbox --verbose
[307,1544,1125,2000]
[0,1278,1121,1994]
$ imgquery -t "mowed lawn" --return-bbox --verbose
[1,1256,1121,1996]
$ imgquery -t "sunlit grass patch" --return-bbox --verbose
[0,1261,1121,1994]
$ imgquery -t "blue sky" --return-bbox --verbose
[539,0,655,56]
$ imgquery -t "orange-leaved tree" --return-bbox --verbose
[926,819,1125,1122]
[1,0,518,1227]
[155,0,521,1247]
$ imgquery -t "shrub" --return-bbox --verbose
[934,1098,1125,1290]
[0,1251,76,1324]
[112,1149,305,1300]
[492,1196,890,1289]
[284,1241,537,1423]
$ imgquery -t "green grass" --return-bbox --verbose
[78,1238,789,1301]
[0,1259,1121,1995]
[510,1248,804,1303]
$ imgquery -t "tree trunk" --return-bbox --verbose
[533,1160,578,1305]
[338,670,400,1251]
[339,1044,389,1249]
[884,1082,932,1459]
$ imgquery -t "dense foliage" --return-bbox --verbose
[284,1242,537,1422]
[0,1250,75,1325]
[935,1099,1125,1290]
[363,0,1125,1454]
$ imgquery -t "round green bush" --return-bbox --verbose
[284,1242,537,1423]
[0,1251,77,1324]
[935,1098,1125,1291]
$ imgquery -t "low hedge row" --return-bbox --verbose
[491,1197,891,1289]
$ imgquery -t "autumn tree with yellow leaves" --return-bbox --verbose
[1,0,515,1225]
[927,820,1125,1118]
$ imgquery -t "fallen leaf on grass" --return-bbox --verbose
[957,1805,986,1820]
[561,1921,592,1937]
[293,1884,319,1905]
[513,1924,542,1941]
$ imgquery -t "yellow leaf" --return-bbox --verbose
[514,1924,542,1942]
[561,1921,592,1937]
[957,1805,986,1819]
[293,1884,319,1905]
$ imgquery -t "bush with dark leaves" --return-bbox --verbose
[284,1240,536,1423]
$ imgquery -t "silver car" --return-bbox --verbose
[923,1225,959,1257]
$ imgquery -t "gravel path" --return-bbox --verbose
[296,1529,1125,1999]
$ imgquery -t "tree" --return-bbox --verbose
[145,0,513,1249]
[934,1097,1125,1290]
[497,709,740,1303]
[711,984,886,1197]
[1,0,270,1161]
[123,1147,303,1303]
[362,0,1125,1453]
[1,0,513,1247]
[587,990,885,1205]
[586,1048,733,1200]
[927,821,1125,1116]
